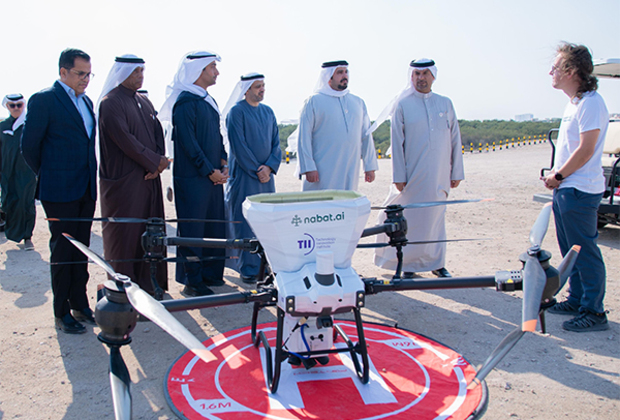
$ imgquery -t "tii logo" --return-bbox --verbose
[291,215,302,227]
[298,233,315,255]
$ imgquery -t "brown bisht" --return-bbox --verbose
[98,85,167,294]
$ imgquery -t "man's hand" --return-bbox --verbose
[541,172,561,190]
[158,156,170,173]
[257,165,272,183]
[451,180,461,188]
[305,171,319,183]
[145,156,170,180]
[209,169,229,185]
[365,171,375,183]
[394,182,406,192]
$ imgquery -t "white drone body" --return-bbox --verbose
[244,190,371,356]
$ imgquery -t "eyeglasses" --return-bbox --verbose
[69,69,94,80]
[7,103,23,109]
[550,65,561,75]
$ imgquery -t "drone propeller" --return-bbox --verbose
[468,204,547,388]
[468,204,581,389]
[528,203,552,248]
[50,255,236,266]
[109,346,132,420]
[47,216,237,224]
[62,233,217,365]
[556,245,581,292]
[371,198,493,211]
[467,254,546,389]
[357,238,489,249]
[468,244,582,389]
[521,253,548,332]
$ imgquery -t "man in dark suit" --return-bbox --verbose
[22,48,98,334]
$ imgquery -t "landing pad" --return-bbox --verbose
[165,321,488,419]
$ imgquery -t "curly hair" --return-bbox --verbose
[557,43,598,99]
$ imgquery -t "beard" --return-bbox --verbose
[336,79,348,91]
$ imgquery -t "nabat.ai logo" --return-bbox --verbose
[290,212,345,227]
[298,233,315,256]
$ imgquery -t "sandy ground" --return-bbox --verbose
[0,142,618,419]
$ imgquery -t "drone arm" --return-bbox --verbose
[161,289,276,313]
[165,237,258,252]
[364,275,497,295]
[361,223,396,238]
[364,270,523,295]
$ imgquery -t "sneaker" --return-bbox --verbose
[181,283,214,297]
[24,238,34,251]
[563,311,609,332]
[547,300,579,316]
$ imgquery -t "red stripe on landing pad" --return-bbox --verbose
[165,321,487,419]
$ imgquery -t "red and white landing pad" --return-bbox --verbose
[165,321,488,419]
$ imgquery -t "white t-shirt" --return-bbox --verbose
[555,91,609,194]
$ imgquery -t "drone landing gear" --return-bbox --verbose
[253,307,370,394]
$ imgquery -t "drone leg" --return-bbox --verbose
[257,254,266,284]
[539,300,555,334]
[334,323,365,381]
[251,302,261,345]
[394,244,404,279]
[270,307,286,394]
[149,261,164,301]
[539,310,547,334]
[256,330,273,390]
[353,308,370,384]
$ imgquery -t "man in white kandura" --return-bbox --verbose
[373,58,464,278]
[296,60,378,191]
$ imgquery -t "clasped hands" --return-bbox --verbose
[145,156,170,180]
[304,170,375,184]
[257,165,272,183]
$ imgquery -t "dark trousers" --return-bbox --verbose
[553,187,606,314]
[174,177,225,286]
[42,190,96,318]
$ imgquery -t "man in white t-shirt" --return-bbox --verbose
[542,43,609,332]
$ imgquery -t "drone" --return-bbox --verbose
[62,190,580,420]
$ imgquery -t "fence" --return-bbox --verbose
[462,134,547,154]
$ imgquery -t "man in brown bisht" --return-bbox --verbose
[97,54,169,298]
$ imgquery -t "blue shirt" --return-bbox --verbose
[58,80,94,137]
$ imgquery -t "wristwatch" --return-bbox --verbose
[554,172,564,181]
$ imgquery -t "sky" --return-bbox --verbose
[2,0,619,122]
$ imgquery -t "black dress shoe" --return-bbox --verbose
[72,308,97,325]
[203,276,225,287]
[432,268,452,278]
[240,274,257,284]
[181,283,215,297]
[402,272,416,279]
[55,314,86,334]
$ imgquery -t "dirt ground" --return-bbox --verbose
[0,142,618,419]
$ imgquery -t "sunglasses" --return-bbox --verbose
[8,103,23,109]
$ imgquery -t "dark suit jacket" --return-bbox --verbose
[21,81,97,202]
